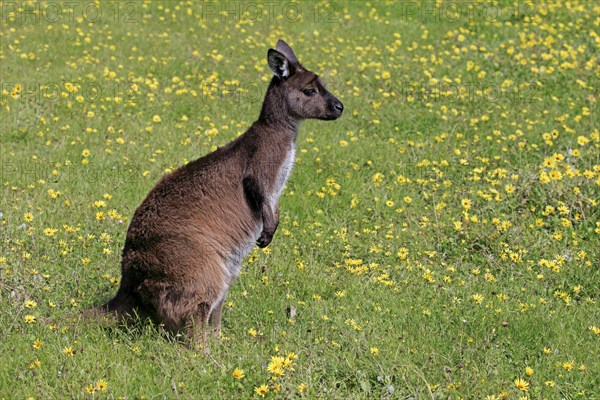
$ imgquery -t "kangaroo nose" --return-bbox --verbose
[334,102,344,113]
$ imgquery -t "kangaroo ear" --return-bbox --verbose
[267,49,294,79]
[276,40,299,67]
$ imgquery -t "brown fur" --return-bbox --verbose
[101,40,343,345]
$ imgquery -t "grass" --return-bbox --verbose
[1,1,599,398]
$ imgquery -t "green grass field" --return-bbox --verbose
[1,1,599,398]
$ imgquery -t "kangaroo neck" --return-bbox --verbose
[257,78,301,138]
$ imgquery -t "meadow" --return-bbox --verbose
[1,1,599,398]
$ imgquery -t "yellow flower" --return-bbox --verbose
[549,170,562,180]
[63,347,74,356]
[96,379,107,391]
[25,300,37,308]
[267,364,285,376]
[514,378,529,391]
[24,315,36,324]
[370,347,379,355]
[232,368,245,380]
[471,294,484,304]
[525,367,533,376]
[372,172,384,186]
[577,136,589,146]
[268,356,286,376]
[422,269,435,283]
[397,248,409,260]
[247,328,257,337]
[152,115,161,123]
[461,199,471,210]
[254,384,269,397]
[562,361,574,370]
[43,228,57,236]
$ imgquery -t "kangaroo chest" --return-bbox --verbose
[270,144,295,209]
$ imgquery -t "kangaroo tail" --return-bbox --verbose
[41,304,114,327]
[101,288,145,322]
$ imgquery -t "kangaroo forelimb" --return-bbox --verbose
[243,176,278,247]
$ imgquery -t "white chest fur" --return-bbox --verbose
[270,144,295,209]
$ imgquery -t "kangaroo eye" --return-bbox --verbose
[303,89,317,96]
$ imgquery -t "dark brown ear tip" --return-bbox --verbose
[267,48,280,58]
[267,48,285,60]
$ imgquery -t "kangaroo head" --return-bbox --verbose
[267,40,343,121]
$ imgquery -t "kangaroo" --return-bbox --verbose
[102,40,343,345]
